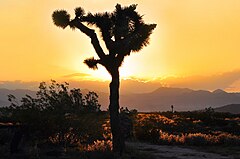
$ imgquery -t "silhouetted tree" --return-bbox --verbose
[70,88,84,110]
[6,81,102,146]
[52,4,156,155]
[85,91,100,112]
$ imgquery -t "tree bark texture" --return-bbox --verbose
[109,68,124,156]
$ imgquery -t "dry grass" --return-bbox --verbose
[134,112,240,146]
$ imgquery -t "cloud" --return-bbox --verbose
[0,80,39,90]
[160,70,240,91]
[225,79,240,92]
[120,78,162,94]
[1,70,240,93]
[0,78,161,94]
[62,73,91,78]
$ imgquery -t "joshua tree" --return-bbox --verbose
[52,4,156,155]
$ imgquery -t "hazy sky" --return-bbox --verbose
[1,0,240,92]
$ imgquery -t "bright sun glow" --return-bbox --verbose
[1,1,240,92]
[89,66,133,81]
[92,67,111,81]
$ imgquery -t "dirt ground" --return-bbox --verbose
[126,142,239,159]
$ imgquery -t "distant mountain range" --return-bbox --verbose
[0,88,36,107]
[95,87,240,112]
[214,104,240,114]
[1,87,240,113]
[118,88,240,112]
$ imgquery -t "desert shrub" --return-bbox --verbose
[84,140,112,152]
[0,81,105,148]
[184,133,209,145]
[217,133,240,145]
[157,131,240,146]
[134,112,240,146]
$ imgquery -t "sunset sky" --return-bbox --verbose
[1,0,240,92]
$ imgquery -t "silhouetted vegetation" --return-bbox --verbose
[0,81,148,158]
[52,3,156,156]
[0,81,110,158]
[1,85,240,158]
[134,111,240,146]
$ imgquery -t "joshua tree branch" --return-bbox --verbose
[80,14,115,53]
[101,31,115,52]
[70,18,106,59]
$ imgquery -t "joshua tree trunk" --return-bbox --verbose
[109,68,124,156]
[70,19,125,155]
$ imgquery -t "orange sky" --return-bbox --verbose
[1,0,240,92]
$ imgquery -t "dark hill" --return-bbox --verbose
[0,88,36,107]
[119,88,240,112]
[214,104,240,114]
[1,87,240,112]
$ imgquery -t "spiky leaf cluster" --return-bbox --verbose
[84,57,99,70]
[112,4,142,39]
[112,4,156,52]
[81,4,156,54]
[130,24,157,52]
[75,7,85,18]
[52,10,70,29]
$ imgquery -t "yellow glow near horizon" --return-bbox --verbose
[81,65,135,81]
[1,0,240,91]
